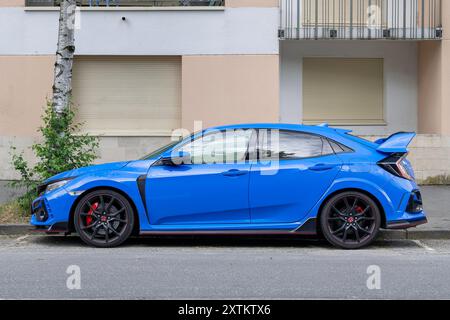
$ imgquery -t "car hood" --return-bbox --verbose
[43,161,131,184]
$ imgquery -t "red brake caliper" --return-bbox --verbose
[87,202,99,226]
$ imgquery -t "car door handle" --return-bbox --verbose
[308,164,336,171]
[222,169,248,177]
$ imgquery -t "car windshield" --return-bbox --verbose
[140,140,181,160]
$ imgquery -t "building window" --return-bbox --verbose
[302,58,384,126]
[72,56,181,136]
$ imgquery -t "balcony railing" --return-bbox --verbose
[280,0,442,40]
[26,0,224,7]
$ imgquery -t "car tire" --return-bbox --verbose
[74,189,135,248]
[320,191,381,249]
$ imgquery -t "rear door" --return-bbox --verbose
[249,129,342,224]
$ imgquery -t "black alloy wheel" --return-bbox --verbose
[320,191,381,249]
[74,190,134,248]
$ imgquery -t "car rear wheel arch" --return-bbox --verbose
[316,188,387,235]
[68,186,140,236]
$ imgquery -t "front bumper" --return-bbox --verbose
[32,222,70,234]
[30,187,77,232]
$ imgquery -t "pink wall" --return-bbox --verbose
[418,41,442,134]
[182,55,279,131]
[226,0,278,7]
[0,56,54,137]
[418,1,450,135]
[0,0,24,6]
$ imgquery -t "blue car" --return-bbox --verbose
[30,124,426,249]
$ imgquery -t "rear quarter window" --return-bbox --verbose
[328,139,353,154]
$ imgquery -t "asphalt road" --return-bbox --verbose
[0,235,450,299]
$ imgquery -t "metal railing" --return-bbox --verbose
[26,0,224,6]
[280,0,442,40]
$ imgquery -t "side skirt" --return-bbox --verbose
[139,219,317,236]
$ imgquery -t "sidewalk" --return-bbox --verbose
[1,186,450,239]
[419,186,450,230]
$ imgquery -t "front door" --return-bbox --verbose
[146,129,254,226]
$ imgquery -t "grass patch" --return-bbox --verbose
[0,200,29,224]
[420,174,450,186]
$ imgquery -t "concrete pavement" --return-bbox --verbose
[419,186,450,230]
[0,235,450,299]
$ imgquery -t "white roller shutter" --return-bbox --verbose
[72,56,181,136]
[303,58,384,125]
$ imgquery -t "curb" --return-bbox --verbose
[405,230,450,240]
[378,229,450,240]
[1,224,450,240]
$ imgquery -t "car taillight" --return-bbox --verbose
[378,153,414,181]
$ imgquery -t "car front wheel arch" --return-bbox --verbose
[68,186,140,236]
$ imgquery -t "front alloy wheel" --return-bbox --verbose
[320,191,381,249]
[74,190,134,248]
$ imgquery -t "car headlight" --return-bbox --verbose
[45,179,72,193]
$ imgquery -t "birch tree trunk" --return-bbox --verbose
[52,0,76,116]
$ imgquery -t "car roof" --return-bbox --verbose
[209,123,378,150]
[211,123,347,135]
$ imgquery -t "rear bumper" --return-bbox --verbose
[385,188,427,230]
[385,217,428,230]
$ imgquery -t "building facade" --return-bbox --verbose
[0,0,449,192]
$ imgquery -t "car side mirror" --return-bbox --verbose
[160,151,191,166]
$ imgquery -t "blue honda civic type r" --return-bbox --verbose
[30,123,426,249]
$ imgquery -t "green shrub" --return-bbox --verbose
[10,101,99,211]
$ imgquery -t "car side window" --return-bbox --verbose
[258,130,333,160]
[177,129,253,165]
[328,139,353,154]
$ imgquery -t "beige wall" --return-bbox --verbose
[418,1,450,135]
[0,0,24,6]
[442,40,450,136]
[439,0,450,136]
[418,41,442,134]
[0,56,54,137]
[226,0,278,8]
[181,55,279,131]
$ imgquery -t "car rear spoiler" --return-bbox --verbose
[374,132,416,154]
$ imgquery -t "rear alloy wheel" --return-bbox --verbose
[320,191,381,249]
[74,190,134,248]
